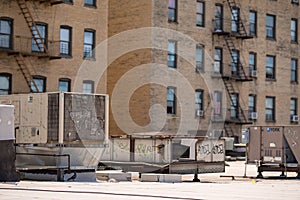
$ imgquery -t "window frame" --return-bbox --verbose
[249,52,257,74]
[196,1,205,27]
[248,94,256,119]
[230,93,239,119]
[231,7,240,33]
[265,96,275,122]
[249,11,257,36]
[213,91,222,116]
[291,18,298,43]
[290,98,298,122]
[83,29,95,59]
[0,17,13,49]
[168,0,178,23]
[60,25,72,56]
[82,80,94,94]
[231,49,239,76]
[0,73,12,95]
[196,44,204,72]
[84,0,96,7]
[266,14,276,39]
[266,55,276,80]
[291,58,298,83]
[30,75,46,93]
[168,40,177,68]
[214,4,223,31]
[195,89,204,112]
[214,47,223,74]
[167,86,176,115]
[58,78,71,92]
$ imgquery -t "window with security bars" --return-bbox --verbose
[60,26,72,56]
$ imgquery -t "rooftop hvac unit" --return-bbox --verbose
[249,112,258,120]
[291,115,299,122]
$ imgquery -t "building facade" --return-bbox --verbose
[1,0,300,141]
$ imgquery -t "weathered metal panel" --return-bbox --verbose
[0,105,14,140]
[248,126,261,162]
[196,139,225,162]
[261,127,283,163]
[284,126,300,164]
[112,138,130,162]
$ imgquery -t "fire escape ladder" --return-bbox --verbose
[223,78,248,124]
[224,124,234,137]
[14,53,39,93]
[17,0,48,54]
[226,0,250,38]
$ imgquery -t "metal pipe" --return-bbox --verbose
[16,153,71,173]
[58,93,64,144]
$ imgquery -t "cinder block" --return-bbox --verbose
[140,174,159,182]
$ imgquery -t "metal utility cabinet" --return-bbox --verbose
[248,126,300,178]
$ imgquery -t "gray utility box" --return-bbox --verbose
[0,105,19,182]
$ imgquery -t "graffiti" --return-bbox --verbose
[115,140,130,152]
[198,143,224,155]
[135,144,153,156]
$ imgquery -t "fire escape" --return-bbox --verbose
[10,0,63,92]
[213,0,253,138]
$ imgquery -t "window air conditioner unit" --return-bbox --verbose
[196,110,204,117]
[291,115,299,122]
[250,112,258,120]
[251,70,257,77]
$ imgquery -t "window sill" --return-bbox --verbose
[291,41,298,44]
[84,4,97,9]
[196,25,205,28]
[266,37,276,41]
[167,114,178,119]
[83,57,96,61]
[266,120,276,123]
[266,78,276,82]
[291,81,298,85]
[60,54,72,59]
[168,20,178,24]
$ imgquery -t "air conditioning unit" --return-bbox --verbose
[291,115,299,122]
[250,70,258,77]
[249,112,258,120]
[196,110,204,117]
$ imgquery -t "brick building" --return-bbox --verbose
[1,0,300,141]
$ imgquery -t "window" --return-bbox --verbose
[168,41,177,68]
[249,52,257,74]
[214,48,222,73]
[249,11,257,36]
[230,93,238,118]
[196,1,205,27]
[266,55,275,79]
[82,80,94,93]
[168,0,177,22]
[0,73,12,95]
[213,91,222,115]
[291,19,298,42]
[84,0,96,7]
[248,95,256,118]
[32,23,47,52]
[290,98,297,121]
[60,26,72,56]
[266,15,275,39]
[30,75,46,93]
[83,29,95,58]
[214,4,223,31]
[231,50,239,76]
[291,59,298,82]
[167,87,176,114]
[59,78,71,92]
[231,8,240,32]
[266,97,275,121]
[0,18,13,49]
[292,0,299,5]
[196,44,204,72]
[195,89,203,111]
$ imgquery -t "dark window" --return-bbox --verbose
[231,7,240,32]
[266,96,275,121]
[32,23,47,52]
[291,59,298,82]
[84,0,96,7]
[214,48,222,73]
[266,55,275,79]
[168,41,177,68]
[0,18,13,49]
[30,75,46,93]
[196,44,204,72]
[249,11,257,36]
[249,52,257,74]
[291,0,299,5]
[83,29,95,58]
[230,93,238,118]
[248,95,256,119]
[214,4,223,31]
[290,98,298,120]
[82,80,94,93]
[231,50,239,76]
[167,87,176,114]
[168,0,177,22]
[196,1,205,27]
[59,78,71,92]
[291,19,298,42]
[0,73,12,95]
[214,91,222,115]
[60,26,72,56]
[195,89,203,111]
[266,15,276,39]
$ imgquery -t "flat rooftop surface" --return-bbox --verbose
[1,161,300,200]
